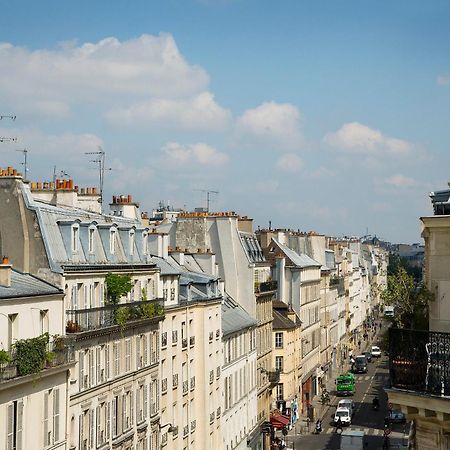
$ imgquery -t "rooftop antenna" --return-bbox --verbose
[195,189,219,212]
[0,115,17,143]
[85,146,112,210]
[15,149,28,180]
[52,166,70,185]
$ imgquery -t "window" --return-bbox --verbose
[170,287,175,301]
[129,230,135,256]
[88,227,95,253]
[6,399,23,450]
[275,356,283,372]
[40,309,49,335]
[276,383,284,401]
[7,314,18,351]
[110,228,116,254]
[142,231,148,255]
[275,332,283,348]
[71,224,79,253]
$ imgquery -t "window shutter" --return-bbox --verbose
[7,403,13,450]
[79,351,84,390]
[143,336,148,366]
[89,350,94,387]
[130,391,134,426]
[16,400,23,450]
[96,347,101,383]
[136,336,141,369]
[143,385,148,419]
[106,402,110,440]
[105,344,110,380]
[89,410,94,449]
[79,415,84,450]
[43,392,49,447]
[96,406,101,447]
[112,399,117,437]
[122,394,126,432]
[53,389,60,443]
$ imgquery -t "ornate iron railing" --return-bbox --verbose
[258,280,278,293]
[66,299,164,333]
[389,328,450,397]
[268,370,280,384]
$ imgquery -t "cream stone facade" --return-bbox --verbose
[0,265,73,450]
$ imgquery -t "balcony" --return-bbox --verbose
[0,335,74,382]
[161,378,167,393]
[66,299,164,333]
[161,332,167,347]
[182,380,188,395]
[389,328,450,397]
[182,338,188,349]
[255,280,278,293]
[190,376,195,390]
[209,412,215,424]
[173,374,179,388]
[190,420,196,432]
[189,336,195,346]
[183,425,189,437]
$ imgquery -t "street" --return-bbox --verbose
[283,354,409,449]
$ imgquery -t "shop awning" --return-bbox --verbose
[270,414,290,429]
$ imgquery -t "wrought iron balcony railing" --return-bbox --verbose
[66,299,164,333]
[256,280,278,293]
[182,338,188,349]
[189,336,195,346]
[182,380,188,395]
[268,370,281,384]
[389,328,450,397]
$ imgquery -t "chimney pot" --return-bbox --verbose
[2,256,9,265]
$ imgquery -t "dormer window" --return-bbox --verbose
[88,227,95,253]
[71,224,79,253]
[110,228,116,254]
[142,231,148,255]
[129,230,135,256]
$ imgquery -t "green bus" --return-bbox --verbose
[336,373,356,396]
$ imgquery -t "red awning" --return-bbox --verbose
[270,414,290,429]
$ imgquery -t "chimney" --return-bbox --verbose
[0,256,12,287]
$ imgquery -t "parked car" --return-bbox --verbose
[353,355,368,373]
[371,346,382,358]
[337,399,355,417]
[334,407,352,426]
[388,410,406,424]
[364,351,372,362]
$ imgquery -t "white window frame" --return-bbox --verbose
[88,226,95,253]
[129,230,135,256]
[110,228,117,254]
[71,224,79,253]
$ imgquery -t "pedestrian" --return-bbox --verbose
[335,416,343,433]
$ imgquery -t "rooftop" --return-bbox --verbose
[0,268,62,299]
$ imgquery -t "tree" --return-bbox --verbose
[105,273,133,304]
[381,266,433,329]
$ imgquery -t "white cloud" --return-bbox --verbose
[106,92,231,131]
[162,142,229,167]
[437,75,450,85]
[384,174,417,187]
[276,153,303,173]
[0,34,209,118]
[236,101,303,150]
[324,122,412,156]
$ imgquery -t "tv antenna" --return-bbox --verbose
[195,189,219,212]
[15,149,28,179]
[52,166,70,184]
[0,115,17,143]
[85,146,112,209]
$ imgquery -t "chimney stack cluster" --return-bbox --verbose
[112,195,137,205]
[0,166,22,177]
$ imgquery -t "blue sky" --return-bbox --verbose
[1,0,449,243]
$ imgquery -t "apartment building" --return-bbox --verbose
[0,171,165,449]
[387,188,450,449]
[158,211,269,445]
[156,250,223,450]
[0,261,74,450]
[259,235,322,414]
[271,301,301,410]
[222,296,258,450]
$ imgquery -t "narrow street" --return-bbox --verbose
[283,353,409,449]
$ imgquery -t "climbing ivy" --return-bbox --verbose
[14,333,49,376]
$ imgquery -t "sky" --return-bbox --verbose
[0,0,449,243]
